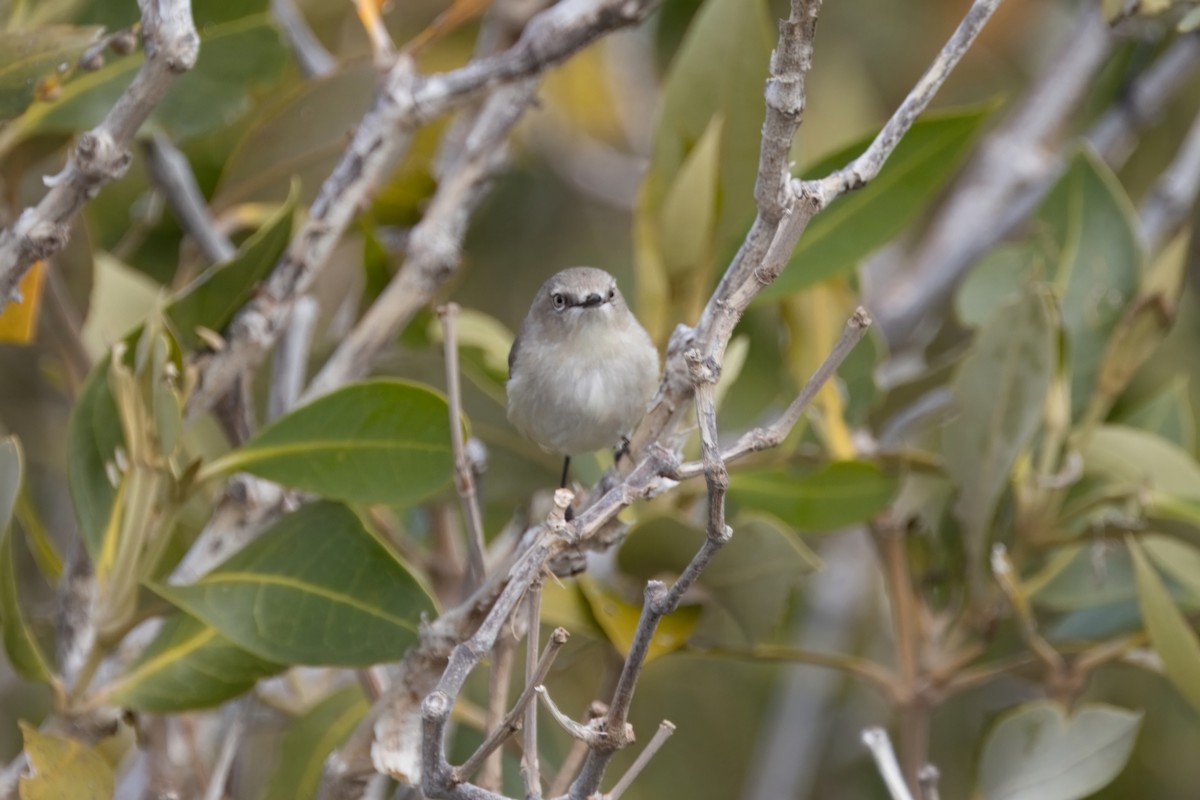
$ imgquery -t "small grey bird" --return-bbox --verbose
[507,267,659,489]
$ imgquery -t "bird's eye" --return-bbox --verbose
[551,293,566,310]
[607,287,616,300]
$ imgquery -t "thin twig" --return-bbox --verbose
[268,295,318,421]
[1139,108,1200,252]
[0,0,200,306]
[917,764,941,800]
[870,5,1111,346]
[190,0,661,415]
[141,133,235,265]
[455,628,569,783]
[673,308,871,480]
[480,637,516,792]
[521,583,544,799]
[862,728,915,800]
[440,303,488,590]
[271,0,337,77]
[603,721,676,800]
[202,706,246,800]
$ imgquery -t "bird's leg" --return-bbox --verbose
[560,456,574,521]
[613,435,631,465]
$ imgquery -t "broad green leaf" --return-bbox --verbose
[0,438,51,682]
[1118,377,1194,450]
[105,612,284,712]
[651,0,770,251]
[659,114,722,276]
[66,359,121,560]
[1128,535,1200,712]
[761,105,994,300]
[977,701,1141,800]
[6,14,285,146]
[0,25,100,120]
[1039,150,1142,418]
[264,685,369,800]
[577,575,700,663]
[1081,425,1200,498]
[79,252,160,361]
[204,380,455,506]
[152,502,436,666]
[165,181,297,349]
[214,62,376,210]
[19,722,114,800]
[618,512,819,642]
[727,461,898,531]
[1143,534,1200,606]
[1030,545,1137,612]
[942,290,1053,552]
[956,243,1043,328]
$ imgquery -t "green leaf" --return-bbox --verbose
[18,722,115,800]
[1118,377,1194,451]
[264,685,369,800]
[151,502,436,666]
[1128,535,1200,712]
[0,25,101,120]
[105,611,284,712]
[977,701,1141,800]
[618,512,819,642]
[204,380,455,506]
[1039,150,1142,418]
[1143,534,1200,607]
[67,357,121,561]
[213,62,376,210]
[652,0,771,252]
[727,461,898,531]
[0,438,51,682]
[658,114,722,275]
[7,14,285,145]
[577,575,700,663]
[942,289,1053,551]
[761,104,994,300]
[1081,425,1200,499]
[165,181,297,349]
[955,243,1042,328]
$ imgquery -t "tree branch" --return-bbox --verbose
[189,0,661,416]
[0,0,200,307]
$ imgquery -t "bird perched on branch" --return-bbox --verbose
[507,267,659,494]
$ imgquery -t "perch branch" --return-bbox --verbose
[0,0,200,307]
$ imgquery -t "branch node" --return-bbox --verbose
[422,690,451,720]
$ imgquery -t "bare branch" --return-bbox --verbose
[917,764,941,800]
[190,0,661,415]
[861,728,915,800]
[674,307,871,480]
[0,0,200,307]
[141,133,235,264]
[480,637,516,792]
[439,303,489,590]
[604,721,676,800]
[870,7,1114,346]
[267,295,318,421]
[271,0,337,78]
[1139,108,1200,252]
[304,79,536,398]
[521,584,545,799]
[455,626,569,783]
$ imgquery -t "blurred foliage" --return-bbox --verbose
[0,0,1199,799]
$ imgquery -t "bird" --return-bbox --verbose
[506,267,659,494]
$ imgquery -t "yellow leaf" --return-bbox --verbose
[0,261,45,344]
[577,575,700,663]
[18,722,114,800]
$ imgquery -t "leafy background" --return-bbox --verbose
[2,0,1200,798]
